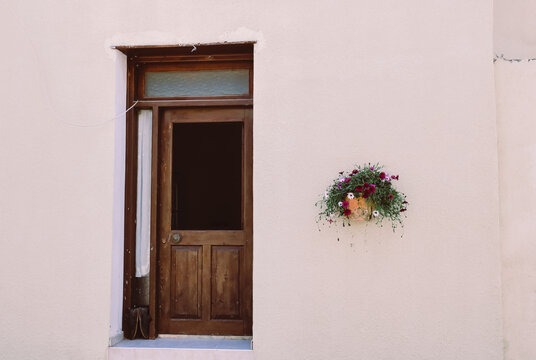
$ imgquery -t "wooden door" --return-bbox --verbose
[157,107,252,335]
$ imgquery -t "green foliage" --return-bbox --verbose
[316,163,408,231]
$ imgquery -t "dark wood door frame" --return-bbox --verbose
[121,44,253,339]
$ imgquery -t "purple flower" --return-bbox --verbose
[370,166,374,170]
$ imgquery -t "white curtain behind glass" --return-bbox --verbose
[136,110,152,277]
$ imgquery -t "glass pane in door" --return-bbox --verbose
[171,122,243,230]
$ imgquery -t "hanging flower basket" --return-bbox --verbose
[317,163,408,230]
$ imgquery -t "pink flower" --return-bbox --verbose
[379,172,386,180]
[370,167,374,170]
[355,185,363,192]
[342,201,349,208]
[344,178,351,183]
[389,194,394,200]
[344,209,351,216]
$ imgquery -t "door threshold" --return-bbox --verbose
[112,335,252,350]
[159,334,252,341]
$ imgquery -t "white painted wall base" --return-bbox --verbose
[108,348,254,360]
[109,332,124,347]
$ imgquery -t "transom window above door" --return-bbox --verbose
[122,44,253,101]
[143,66,251,98]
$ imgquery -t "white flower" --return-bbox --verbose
[324,191,329,199]
[338,201,343,207]
[339,178,345,183]
[372,210,380,217]
[347,193,355,199]
[329,213,334,217]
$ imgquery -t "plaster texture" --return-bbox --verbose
[0,1,503,359]
[494,0,536,59]
[494,2,536,359]
[108,347,254,360]
[495,62,536,360]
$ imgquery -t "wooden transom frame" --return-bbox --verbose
[119,43,254,339]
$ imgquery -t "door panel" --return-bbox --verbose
[158,107,252,335]
[170,246,202,319]
[211,246,242,320]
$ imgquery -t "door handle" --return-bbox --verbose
[171,233,181,244]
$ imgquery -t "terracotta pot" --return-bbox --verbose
[346,196,373,221]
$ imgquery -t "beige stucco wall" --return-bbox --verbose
[494,0,536,59]
[494,1,536,359]
[0,1,503,359]
[495,61,536,360]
